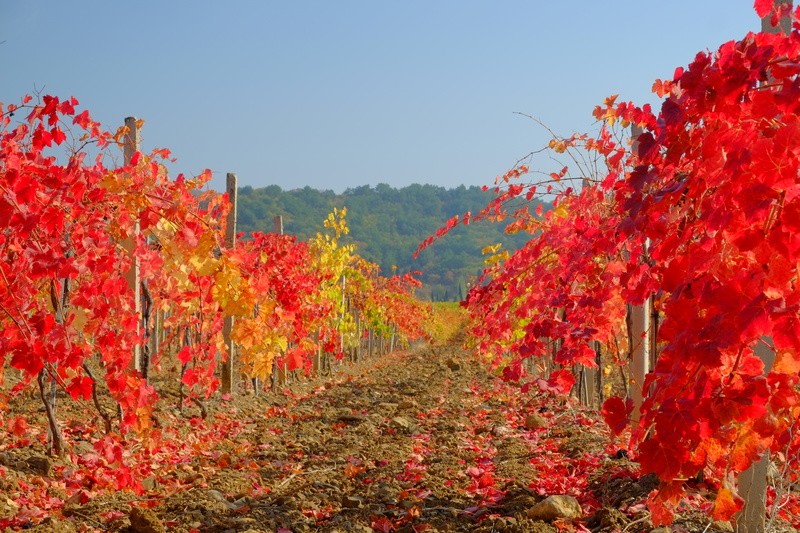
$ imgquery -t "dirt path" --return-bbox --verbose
[118,340,625,533]
[4,338,781,532]
[169,340,560,533]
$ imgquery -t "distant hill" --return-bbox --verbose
[237,183,539,301]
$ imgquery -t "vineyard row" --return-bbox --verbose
[0,97,438,459]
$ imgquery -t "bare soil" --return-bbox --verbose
[1,337,798,532]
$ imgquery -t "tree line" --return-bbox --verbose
[237,182,539,300]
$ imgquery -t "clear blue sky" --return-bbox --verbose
[2,2,760,193]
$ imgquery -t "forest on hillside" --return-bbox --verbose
[237,183,537,300]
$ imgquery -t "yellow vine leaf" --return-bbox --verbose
[481,243,502,255]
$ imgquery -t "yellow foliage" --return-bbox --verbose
[426,302,466,345]
[233,317,289,380]
[212,264,253,317]
[481,243,502,255]
[250,352,277,380]
[548,139,567,153]
[551,203,568,220]
[189,255,218,277]
[484,250,510,267]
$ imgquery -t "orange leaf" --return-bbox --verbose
[712,486,742,520]
[344,464,365,478]
[773,350,800,374]
[647,481,684,526]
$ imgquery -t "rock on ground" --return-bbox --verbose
[527,495,583,521]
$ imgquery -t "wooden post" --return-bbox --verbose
[544,337,555,379]
[627,124,652,424]
[123,117,141,373]
[340,275,346,360]
[270,215,290,387]
[648,294,659,372]
[628,302,650,422]
[736,5,790,530]
[736,338,776,533]
[354,310,361,362]
[352,309,357,362]
[313,331,322,375]
[220,173,237,394]
[594,340,603,404]
[763,0,792,34]
[581,366,595,406]
[123,116,140,170]
[274,209,286,375]
[149,307,159,365]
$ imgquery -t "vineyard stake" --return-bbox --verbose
[735,4,791,530]
[220,172,237,394]
[123,117,142,373]
[627,125,653,424]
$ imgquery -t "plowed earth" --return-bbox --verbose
[1,338,798,532]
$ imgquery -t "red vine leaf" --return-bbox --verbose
[601,396,632,436]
